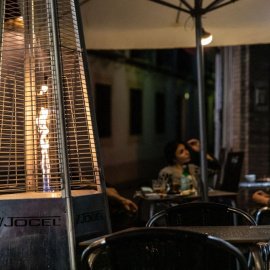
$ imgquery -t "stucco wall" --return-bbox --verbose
[87,52,194,185]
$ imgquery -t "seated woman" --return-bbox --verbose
[186,138,220,174]
[158,138,219,193]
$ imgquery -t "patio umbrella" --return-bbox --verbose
[79,0,270,50]
[79,0,270,201]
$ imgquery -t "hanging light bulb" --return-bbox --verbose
[201,28,213,46]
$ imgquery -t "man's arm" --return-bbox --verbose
[106,187,138,213]
[252,190,270,205]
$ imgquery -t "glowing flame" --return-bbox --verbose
[40,85,48,95]
[36,106,51,192]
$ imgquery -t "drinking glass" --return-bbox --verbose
[152,179,167,194]
[171,177,181,194]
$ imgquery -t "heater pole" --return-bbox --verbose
[49,0,76,269]
[74,0,112,233]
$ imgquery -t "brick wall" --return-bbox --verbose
[226,46,248,177]
[247,45,270,177]
[231,46,247,152]
[230,45,270,178]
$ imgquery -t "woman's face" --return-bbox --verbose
[173,143,191,166]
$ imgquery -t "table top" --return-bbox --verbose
[175,225,270,243]
[79,225,270,246]
[207,190,238,197]
[134,189,237,201]
[239,181,270,188]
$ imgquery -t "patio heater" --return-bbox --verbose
[0,0,111,269]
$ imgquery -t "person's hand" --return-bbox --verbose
[187,138,214,161]
[252,190,270,205]
[106,187,138,213]
[120,199,138,213]
[187,139,200,152]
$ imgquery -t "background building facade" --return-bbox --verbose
[86,49,216,187]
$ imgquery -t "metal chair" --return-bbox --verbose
[81,227,248,270]
[146,202,262,270]
[256,207,270,270]
[256,207,270,225]
[146,202,256,227]
[216,151,245,193]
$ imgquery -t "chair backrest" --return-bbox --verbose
[81,227,248,270]
[256,207,270,225]
[146,202,256,227]
[219,151,244,192]
[214,147,226,189]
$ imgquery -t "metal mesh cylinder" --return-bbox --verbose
[0,0,102,193]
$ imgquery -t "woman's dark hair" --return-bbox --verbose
[164,140,187,165]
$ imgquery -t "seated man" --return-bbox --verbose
[106,187,138,232]
[252,190,270,206]
[106,187,138,213]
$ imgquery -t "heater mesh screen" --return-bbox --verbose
[0,0,101,193]
[57,0,101,189]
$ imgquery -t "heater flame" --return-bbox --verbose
[36,107,51,192]
[40,85,48,95]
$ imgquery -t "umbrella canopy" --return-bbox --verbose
[79,0,270,50]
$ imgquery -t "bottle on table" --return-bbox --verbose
[181,166,191,191]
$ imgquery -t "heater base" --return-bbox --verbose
[0,192,109,270]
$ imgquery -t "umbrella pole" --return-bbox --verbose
[195,14,209,202]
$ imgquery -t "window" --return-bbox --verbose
[175,95,185,139]
[130,88,142,135]
[95,83,112,138]
[155,92,165,134]
[156,49,177,69]
[176,49,194,74]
